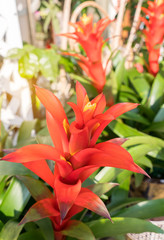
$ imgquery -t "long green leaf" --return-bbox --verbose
[0,161,35,177]
[115,199,164,219]
[0,177,30,219]
[115,58,126,91]
[95,167,122,183]
[122,136,164,148]
[17,120,38,143]
[87,217,164,238]
[107,198,145,214]
[148,70,164,112]
[87,183,118,197]
[144,121,164,133]
[120,112,150,125]
[154,104,164,122]
[109,120,145,138]
[129,74,150,101]
[0,220,24,240]
[17,176,53,201]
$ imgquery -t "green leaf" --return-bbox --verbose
[0,161,35,177]
[18,53,39,79]
[95,167,122,183]
[134,173,144,187]
[17,120,39,143]
[62,220,95,240]
[0,176,9,204]
[139,104,155,119]
[23,44,35,52]
[69,73,92,84]
[43,14,52,33]
[115,199,164,219]
[119,90,139,103]
[36,218,54,240]
[107,198,145,214]
[17,176,53,201]
[154,104,164,122]
[70,73,98,96]
[148,70,164,112]
[115,58,126,90]
[0,121,8,150]
[0,221,3,232]
[0,177,30,219]
[128,144,156,161]
[135,156,153,169]
[52,17,59,34]
[60,56,75,73]
[87,217,164,238]
[0,220,24,240]
[87,183,118,197]
[18,229,45,240]
[109,120,144,138]
[129,75,150,101]
[35,49,60,81]
[122,136,164,148]
[6,48,25,59]
[36,126,53,146]
[144,121,164,133]
[120,85,136,95]
[120,112,150,125]
[110,171,131,205]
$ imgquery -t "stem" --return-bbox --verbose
[79,209,88,221]
[60,0,72,50]
[124,0,144,60]
[28,78,37,118]
[27,0,36,45]
[0,93,4,156]
[112,0,127,51]
[59,0,72,105]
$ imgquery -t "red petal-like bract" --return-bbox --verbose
[20,198,59,225]
[46,111,69,154]
[55,177,81,220]
[75,188,111,220]
[141,0,164,76]
[1,81,149,239]
[60,15,113,92]
[23,161,55,188]
[35,85,68,123]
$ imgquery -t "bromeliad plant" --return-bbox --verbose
[141,0,164,76]
[60,15,112,93]
[2,82,148,239]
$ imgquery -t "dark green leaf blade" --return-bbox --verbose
[17,175,53,201]
[62,220,95,240]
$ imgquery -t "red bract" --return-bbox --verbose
[2,82,149,239]
[141,0,164,76]
[60,15,112,92]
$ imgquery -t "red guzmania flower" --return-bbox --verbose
[141,0,164,76]
[2,82,148,239]
[61,15,112,92]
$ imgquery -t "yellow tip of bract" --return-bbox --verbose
[81,14,92,25]
[63,119,70,138]
[83,102,96,112]
[156,0,163,6]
